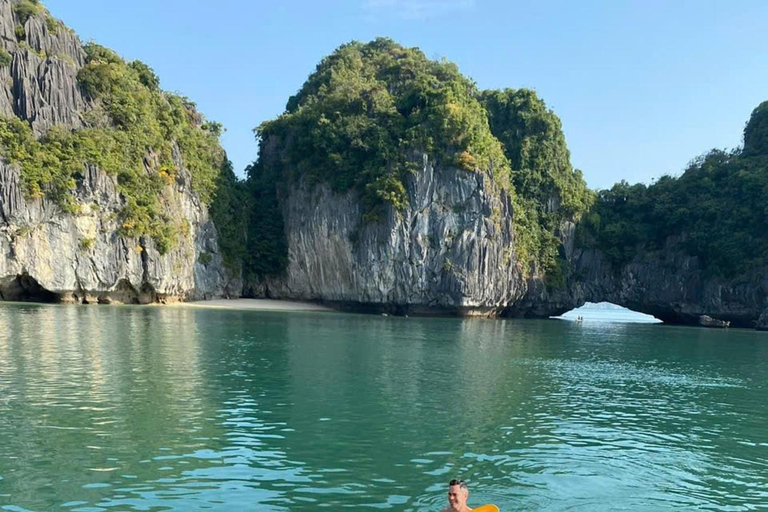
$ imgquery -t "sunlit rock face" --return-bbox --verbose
[0,10,86,134]
[261,161,768,327]
[259,154,526,316]
[0,0,237,303]
[252,149,768,327]
[0,150,235,304]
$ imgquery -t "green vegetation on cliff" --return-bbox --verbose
[13,0,41,24]
[77,43,225,205]
[13,0,66,37]
[256,38,510,220]
[243,160,288,278]
[0,33,232,255]
[208,160,248,273]
[480,88,593,282]
[480,89,593,217]
[251,38,591,279]
[578,102,768,277]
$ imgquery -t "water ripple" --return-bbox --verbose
[0,306,767,511]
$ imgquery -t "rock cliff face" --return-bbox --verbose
[261,154,526,316]
[1,8,763,328]
[246,37,768,329]
[507,235,768,328]
[253,153,768,328]
[566,246,767,329]
[0,155,233,303]
[0,0,236,303]
[0,2,86,134]
[262,166,768,327]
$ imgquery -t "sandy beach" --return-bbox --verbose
[172,298,334,312]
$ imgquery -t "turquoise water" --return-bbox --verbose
[0,303,767,511]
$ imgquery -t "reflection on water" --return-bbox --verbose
[0,304,767,511]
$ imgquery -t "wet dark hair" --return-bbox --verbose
[449,479,468,491]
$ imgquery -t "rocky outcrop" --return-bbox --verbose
[0,0,237,303]
[255,158,768,327]
[0,2,763,325]
[757,309,768,331]
[0,152,236,303]
[510,236,768,328]
[0,2,87,134]
[576,245,767,328]
[260,154,525,316]
[699,315,730,328]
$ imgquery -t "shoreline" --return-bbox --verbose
[170,298,334,312]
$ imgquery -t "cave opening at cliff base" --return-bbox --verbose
[0,274,60,303]
[556,302,662,324]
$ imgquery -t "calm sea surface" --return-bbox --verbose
[0,303,767,511]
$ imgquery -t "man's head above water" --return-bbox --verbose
[443,478,470,512]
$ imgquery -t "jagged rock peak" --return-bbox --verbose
[0,0,87,134]
[0,0,241,304]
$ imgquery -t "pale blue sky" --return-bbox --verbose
[45,0,768,189]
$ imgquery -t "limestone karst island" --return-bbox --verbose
[3,1,768,511]
[0,0,767,333]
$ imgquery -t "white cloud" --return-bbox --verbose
[364,0,476,20]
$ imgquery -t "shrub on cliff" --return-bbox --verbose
[480,88,594,280]
[254,38,582,275]
[13,0,40,24]
[579,104,768,277]
[256,38,511,218]
[0,48,12,67]
[0,38,232,257]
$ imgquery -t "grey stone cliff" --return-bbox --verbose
[256,153,768,328]
[512,235,768,329]
[1,0,763,327]
[261,154,526,316]
[757,308,768,331]
[0,0,236,303]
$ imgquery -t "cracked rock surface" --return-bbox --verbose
[252,148,768,327]
[0,0,237,303]
[510,238,768,329]
[0,158,236,303]
[259,154,525,316]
